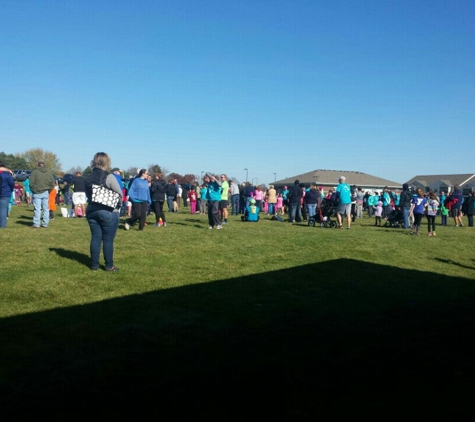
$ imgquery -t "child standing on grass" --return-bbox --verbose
[188,186,197,214]
[276,193,284,215]
[373,200,383,226]
[440,200,449,226]
[410,188,427,236]
[49,188,56,220]
[425,191,439,236]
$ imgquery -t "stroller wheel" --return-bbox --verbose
[330,221,337,228]
[320,222,327,228]
[308,219,316,227]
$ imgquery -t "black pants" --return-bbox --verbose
[412,213,424,231]
[207,200,221,227]
[127,202,148,230]
[152,200,166,224]
[468,214,474,227]
[301,205,307,221]
[426,215,436,232]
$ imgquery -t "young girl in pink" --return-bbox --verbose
[263,191,269,214]
[254,186,264,210]
[188,187,198,214]
[276,194,284,215]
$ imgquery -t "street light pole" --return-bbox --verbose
[201,171,204,183]
[273,172,276,182]
[244,168,248,182]
[252,177,257,186]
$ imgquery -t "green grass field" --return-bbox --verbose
[1,204,474,419]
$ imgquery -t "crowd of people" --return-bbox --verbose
[2,157,474,271]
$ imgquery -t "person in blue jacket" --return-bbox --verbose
[125,169,151,231]
[0,162,14,228]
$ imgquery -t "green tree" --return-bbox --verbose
[83,166,93,177]
[148,164,162,176]
[0,152,28,170]
[20,148,62,173]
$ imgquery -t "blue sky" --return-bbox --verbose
[1,0,474,185]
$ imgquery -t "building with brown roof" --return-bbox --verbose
[273,169,401,193]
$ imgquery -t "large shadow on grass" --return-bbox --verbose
[1,259,474,420]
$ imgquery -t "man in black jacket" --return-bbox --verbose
[399,183,413,230]
[288,180,303,223]
[166,180,176,212]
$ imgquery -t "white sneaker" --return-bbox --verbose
[125,223,130,230]
[208,226,213,230]
[216,225,223,230]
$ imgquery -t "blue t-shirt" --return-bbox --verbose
[412,196,427,214]
[336,183,351,204]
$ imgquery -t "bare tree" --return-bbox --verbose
[64,166,83,174]
[127,167,139,177]
[20,148,62,173]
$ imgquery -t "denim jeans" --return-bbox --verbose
[64,192,72,206]
[231,194,240,215]
[289,203,301,222]
[87,210,119,269]
[306,203,316,218]
[32,190,50,227]
[268,203,275,215]
[0,197,9,228]
[402,206,411,229]
[167,196,174,212]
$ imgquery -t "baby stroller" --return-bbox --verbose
[385,209,404,228]
[308,199,337,228]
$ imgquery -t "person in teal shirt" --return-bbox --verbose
[335,175,352,229]
[204,174,223,229]
[23,177,32,207]
[243,198,260,222]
